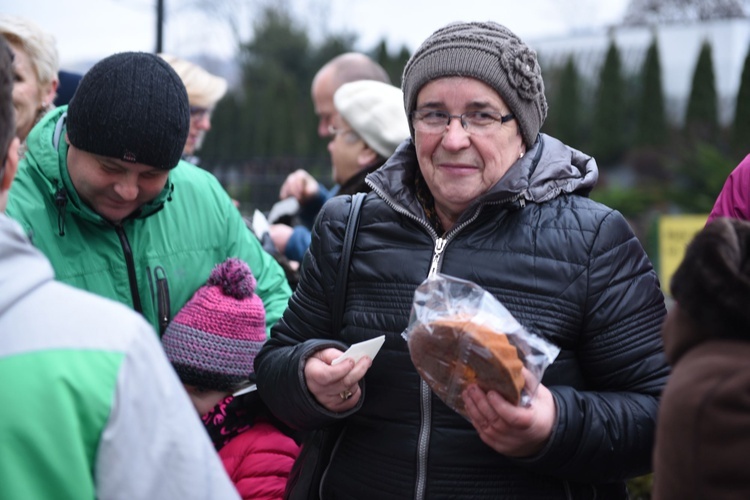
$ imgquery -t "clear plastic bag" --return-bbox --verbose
[403,273,560,417]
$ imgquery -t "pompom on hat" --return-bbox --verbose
[401,21,548,148]
[334,80,410,158]
[162,258,266,391]
[67,52,189,170]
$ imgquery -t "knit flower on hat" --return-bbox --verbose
[499,41,546,111]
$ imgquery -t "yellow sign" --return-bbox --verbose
[658,215,708,296]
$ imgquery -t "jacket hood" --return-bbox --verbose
[663,217,750,364]
[0,214,55,316]
[366,133,598,220]
[23,107,174,230]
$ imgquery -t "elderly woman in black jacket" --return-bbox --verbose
[255,20,668,500]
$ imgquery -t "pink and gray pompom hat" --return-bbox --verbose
[162,258,266,391]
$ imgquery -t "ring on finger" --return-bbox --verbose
[339,389,353,401]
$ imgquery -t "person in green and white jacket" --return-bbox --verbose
[6,51,291,337]
[0,37,240,500]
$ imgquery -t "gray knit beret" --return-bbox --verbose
[67,52,189,170]
[402,21,548,148]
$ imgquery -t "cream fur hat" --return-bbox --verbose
[159,54,227,108]
[334,80,410,158]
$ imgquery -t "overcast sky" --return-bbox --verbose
[1,0,630,69]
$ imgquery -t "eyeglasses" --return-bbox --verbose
[189,106,213,121]
[410,109,515,134]
[327,124,361,142]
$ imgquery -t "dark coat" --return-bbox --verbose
[653,218,750,500]
[255,134,668,499]
[653,329,750,499]
[284,159,385,263]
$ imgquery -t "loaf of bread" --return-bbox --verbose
[409,316,525,411]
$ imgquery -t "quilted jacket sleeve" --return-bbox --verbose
[255,197,362,430]
[517,209,669,482]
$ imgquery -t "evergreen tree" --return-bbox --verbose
[200,94,242,163]
[238,7,316,157]
[668,143,735,212]
[394,46,412,86]
[203,5,361,162]
[591,39,627,167]
[200,5,417,164]
[635,36,668,147]
[374,40,412,86]
[684,40,718,144]
[553,56,582,148]
[731,45,750,157]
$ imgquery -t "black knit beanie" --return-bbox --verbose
[402,21,548,149]
[67,52,189,170]
[670,217,750,339]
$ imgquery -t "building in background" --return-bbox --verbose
[532,17,750,125]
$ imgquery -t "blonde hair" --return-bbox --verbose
[159,54,227,108]
[0,15,59,89]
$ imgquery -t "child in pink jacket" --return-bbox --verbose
[162,258,300,499]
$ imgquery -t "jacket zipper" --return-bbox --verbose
[367,181,524,244]
[368,183,527,500]
[428,238,446,277]
[414,378,433,500]
[115,225,142,313]
[54,187,68,236]
[147,266,155,307]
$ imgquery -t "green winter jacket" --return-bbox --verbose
[7,107,291,336]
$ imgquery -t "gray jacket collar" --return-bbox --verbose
[366,133,599,220]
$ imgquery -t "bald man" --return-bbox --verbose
[270,52,391,262]
[311,52,391,138]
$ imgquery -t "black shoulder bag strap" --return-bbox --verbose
[332,191,366,333]
[285,192,366,500]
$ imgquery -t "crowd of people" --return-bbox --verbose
[0,34,241,500]
[1,12,749,500]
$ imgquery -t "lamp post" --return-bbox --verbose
[156,0,164,53]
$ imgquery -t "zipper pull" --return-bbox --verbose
[54,187,68,236]
[428,237,446,277]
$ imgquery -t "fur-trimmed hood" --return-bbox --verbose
[665,217,750,363]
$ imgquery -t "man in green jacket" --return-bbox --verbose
[7,51,291,336]
[0,36,240,500]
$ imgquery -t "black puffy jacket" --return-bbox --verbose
[255,134,669,500]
